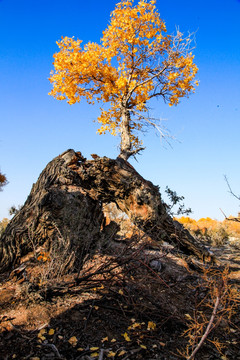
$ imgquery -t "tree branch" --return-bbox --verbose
[126,65,168,103]
[130,109,175,147]
[224,175,240,201]
[187,294,220,360]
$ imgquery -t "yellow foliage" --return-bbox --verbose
[177,216,240,245]
[49,0,198,152]
[0,218,9,236]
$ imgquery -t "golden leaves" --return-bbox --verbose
[49,0,198,151]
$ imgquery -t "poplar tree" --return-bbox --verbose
[49,0,198,160]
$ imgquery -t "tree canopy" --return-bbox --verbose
[49,0,198,160]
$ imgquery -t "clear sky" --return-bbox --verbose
[0,0,239,221]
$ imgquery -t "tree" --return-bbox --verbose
[0,171,7,191]
[49,0,198,160]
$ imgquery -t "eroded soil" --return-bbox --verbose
[0,239,239,360]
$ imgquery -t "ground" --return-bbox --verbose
[0,236,240,360]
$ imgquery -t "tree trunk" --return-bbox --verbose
[0,149,211,273]
[119,108,132,160]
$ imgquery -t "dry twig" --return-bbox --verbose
[187,295,220,360]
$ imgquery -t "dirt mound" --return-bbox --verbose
[0,150,239,359]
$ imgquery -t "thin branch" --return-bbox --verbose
[126,65,168,102]
[220,208,240,222]
[222,176,240,222]
[98,348,105,360]
[224,175,240,201]
[130,109,175,147]
[187,295,220,360]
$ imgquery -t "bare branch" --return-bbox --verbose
[224,175,240,201]
[187,294,220,360]
[130,109,175,147]
[222,176,240,222]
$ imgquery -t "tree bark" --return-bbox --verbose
[119,108,132,160]
[0,150,104,273]
[0,149,211,273]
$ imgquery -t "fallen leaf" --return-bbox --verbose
[140,344,147,349]
[101,336,109,342]
[38,328,46,335]
[111,338,117,342]
[37,334,46,341]
[185,313,192,320]
[128,322,141,330]
[118,350,126,356]
[48,328,55,335]
[90,352,99,357]
[108,351,116,357]
[122,332,131,342]
[90,347,99,351]
[147,321,156,331]
[68,336,78,346]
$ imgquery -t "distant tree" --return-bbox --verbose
[49,0,198,160]
[0,218,9,237]
[0,171,7,191]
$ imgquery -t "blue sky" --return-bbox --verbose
[0,0,239,220]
